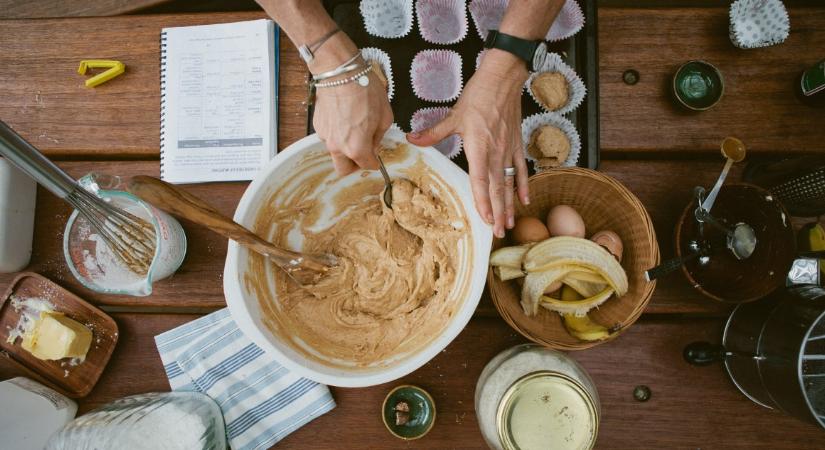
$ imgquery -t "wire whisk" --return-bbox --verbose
[0,120,156,276]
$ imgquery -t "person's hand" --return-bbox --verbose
[313,68,394,175]
[406,50,530,238]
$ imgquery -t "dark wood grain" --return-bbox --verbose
[599,7,825,155]
[68,313,825,448]
[0,0,171,19]
[0,12,308,158]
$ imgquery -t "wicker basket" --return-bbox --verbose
[489,168,660,350]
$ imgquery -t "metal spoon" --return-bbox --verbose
[377,154,393,208]
[694,208,757,260]
[700,137,747,213]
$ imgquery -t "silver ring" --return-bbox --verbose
[503,167,516,177]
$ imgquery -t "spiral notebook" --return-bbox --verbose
[160,19,279,183]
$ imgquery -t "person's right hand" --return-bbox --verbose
[312,68,394,175]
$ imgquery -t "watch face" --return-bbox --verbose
[532,43,548,71]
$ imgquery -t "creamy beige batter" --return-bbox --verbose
[244,145,471,368]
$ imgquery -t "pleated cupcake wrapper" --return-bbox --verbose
[360,0,415,39]
[360,47,395,101]
[416,0,468,45]
[729,0,789,49]
[468,0,507,40]
[525,53,586,116]
[521,112,581,170]
[410,49,463,103]
[546,0,585,42]
[475,49,488,71]
[470,0,583,41]
[410,107,462,159]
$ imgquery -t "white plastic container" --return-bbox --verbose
[0,377,77,450]
[0,157,37,273]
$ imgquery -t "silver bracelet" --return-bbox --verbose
[312,53,362,81]
[314,64,372,89]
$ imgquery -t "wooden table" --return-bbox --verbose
[1,4,824,448]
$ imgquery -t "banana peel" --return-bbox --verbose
[521,266,576,316]
[799,223,825,277]
[541,287,614,316]
[490,244,532,269]
[524,237,628,297]
[494,266,526,281]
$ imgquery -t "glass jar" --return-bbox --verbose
[475,344,600,450]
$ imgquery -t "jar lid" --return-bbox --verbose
[496,371,598,450]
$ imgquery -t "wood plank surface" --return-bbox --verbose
[0,0,170,19]
[0,11,309,158]
[599,7,825,156]
[0,158,761,315]
[31,313,820,448]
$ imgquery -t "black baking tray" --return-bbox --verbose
[307,0,599,171]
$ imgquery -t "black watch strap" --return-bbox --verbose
[483,30,540,66]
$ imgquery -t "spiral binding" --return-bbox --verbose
[159,31,168,181]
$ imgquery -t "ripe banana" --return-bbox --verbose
[557,286,611,341]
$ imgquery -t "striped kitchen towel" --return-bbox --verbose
[155,308,336,450]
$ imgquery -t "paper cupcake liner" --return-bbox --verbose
[416,0,468,45]
[410,107,462,159]
[410,49,463,103]
[546,0,585,42]
[360,0,415,39]
[468,0,507,40]
[525,53,586,116]
[475,49,488,71]
[360,47,395,101]
[729,0,789,49]
[521,112,581,170]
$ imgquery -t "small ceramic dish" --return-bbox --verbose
[382,384,436,440]
[672,60,724,111]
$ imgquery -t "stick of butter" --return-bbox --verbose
[21,312,93,361]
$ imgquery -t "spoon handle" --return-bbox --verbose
[700,158,734,213]
[126,176,333,274]
[644,252,700,281]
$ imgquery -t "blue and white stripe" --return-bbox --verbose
[155,308,336,450]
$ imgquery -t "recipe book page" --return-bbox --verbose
[160,19,277,183]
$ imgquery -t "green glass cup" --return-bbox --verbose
[382,385,436,440]
[673,60,724,111]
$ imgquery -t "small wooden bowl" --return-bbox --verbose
[675,183,796,303]
[489,169,660,350]
[0,272,118,397]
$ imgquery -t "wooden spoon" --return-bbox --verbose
[126,176,336,283]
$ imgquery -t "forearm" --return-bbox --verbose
[481,0,565,81]
[256,0,358,74]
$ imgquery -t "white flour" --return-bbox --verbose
[81,233,145,292]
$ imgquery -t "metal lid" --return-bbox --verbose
[496,371,598,450]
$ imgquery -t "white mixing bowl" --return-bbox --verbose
[224,129,492,387]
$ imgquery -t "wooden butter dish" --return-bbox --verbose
[0,272,118,398]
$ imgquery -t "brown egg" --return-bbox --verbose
[546,205,586,238]
[591,230,624,261]
[512,216,550,244]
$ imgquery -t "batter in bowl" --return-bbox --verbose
[245,145,471,367]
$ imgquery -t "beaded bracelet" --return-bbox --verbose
[314,64,372,89]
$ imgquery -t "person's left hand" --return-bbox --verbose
[407,50,530,238]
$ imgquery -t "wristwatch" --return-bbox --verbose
[483,30,548,72]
